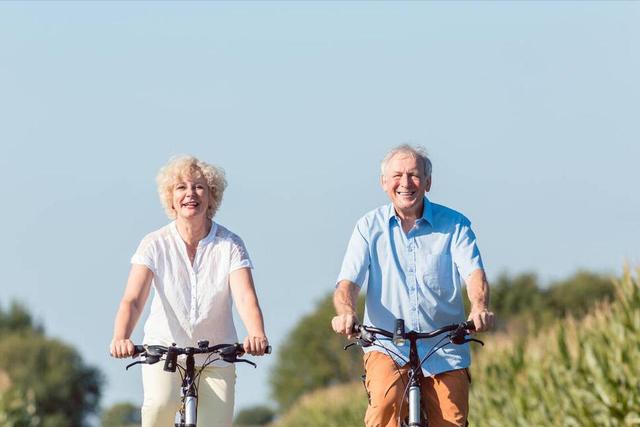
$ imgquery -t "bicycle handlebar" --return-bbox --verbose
[126,342,271,371]
[349,319,480,349]
[133,342,272,357]
[354,320,475,340]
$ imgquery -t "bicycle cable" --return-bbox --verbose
[418,334,451,369]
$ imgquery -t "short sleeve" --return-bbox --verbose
[451,217,484,280]
[131,236,156,274]
[229,234,253,272]
[336,220,370,288]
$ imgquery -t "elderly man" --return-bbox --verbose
[331,144,494,427]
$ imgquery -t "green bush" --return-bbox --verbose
[234,404,275,426]
[101,402,140,427]
[270,383,366,427]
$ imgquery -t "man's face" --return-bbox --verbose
[381,153,431,215]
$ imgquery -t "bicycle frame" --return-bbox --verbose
[179,348,199,427]
[348,320,481,427]
[125,341,270,427]
[406,331,425,427]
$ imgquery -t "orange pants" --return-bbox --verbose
[363,351,470,427]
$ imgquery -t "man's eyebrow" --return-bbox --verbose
[389,169,419,174]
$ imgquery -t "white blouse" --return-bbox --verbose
[131,221,252,366]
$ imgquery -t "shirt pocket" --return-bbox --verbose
[422,252,452,297]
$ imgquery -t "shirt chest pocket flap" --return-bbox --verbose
[422,252,452,291]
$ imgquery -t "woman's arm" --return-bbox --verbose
[230,267,268,356]
[110,264,153,358]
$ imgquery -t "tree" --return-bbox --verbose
[233,404,275,426]
[545,270,614,317]
[0,301,103,427]
[101,402,140,427]
[269,294,364,410]
[0,301,43,336]
[468,271,614,331]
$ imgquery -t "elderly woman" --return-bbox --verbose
[110,155,268,427]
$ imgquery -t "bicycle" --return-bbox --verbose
[124,341,271,427]
[345,319,483,427]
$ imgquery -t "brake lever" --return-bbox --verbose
[233,358,257,368]
[125,355,161,370]
[344,336,374,350]
[126,360,145,370]
[450,334,485,346]
[466,338,484,346]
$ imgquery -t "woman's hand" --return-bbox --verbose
[110,338,136,358]
[243,335,269,356]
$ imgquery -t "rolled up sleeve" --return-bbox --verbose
[336,221,370,288]
[451,218,484,279]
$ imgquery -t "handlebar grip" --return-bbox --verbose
[463,320,476,331]
[237,343,272,354]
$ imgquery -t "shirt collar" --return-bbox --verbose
[170,220,218,245]
[387,197,433,227]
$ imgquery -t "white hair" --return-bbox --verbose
[380,144,432,177]
[156,155,227,220]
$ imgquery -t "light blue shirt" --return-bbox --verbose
[337,197,484,376]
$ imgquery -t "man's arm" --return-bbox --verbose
[465,268,495,332]
[331,280,360,338]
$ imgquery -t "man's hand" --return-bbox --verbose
[468,309,495,333]
[331,313,359,339]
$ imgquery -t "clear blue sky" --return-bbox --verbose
[1,0,638,418]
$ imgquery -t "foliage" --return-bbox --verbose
[545,270,615,317]
[469,268,640,426]
[269,382,366,427]
[269,294,364,410]
[101,402,140,427]
[0,301,103,427]
[0,302,43,336]
[0,385,39,427]
[465,270,615,331]
[233,404,275,426]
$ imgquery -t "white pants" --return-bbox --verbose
[141,362,236,427]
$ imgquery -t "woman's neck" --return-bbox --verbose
[176,217,212,247]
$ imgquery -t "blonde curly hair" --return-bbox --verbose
[156,155,227,220]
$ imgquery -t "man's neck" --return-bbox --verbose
[394,205,423,234]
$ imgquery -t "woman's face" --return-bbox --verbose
[172,175,210,221]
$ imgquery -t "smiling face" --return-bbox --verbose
[381,152,431,218]
[171,175,211,221]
